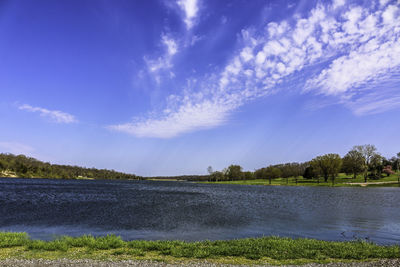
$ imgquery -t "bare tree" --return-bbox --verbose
[207,166,213,175]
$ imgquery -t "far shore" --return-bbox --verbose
[196,172,400,188]
[1,173,400,188]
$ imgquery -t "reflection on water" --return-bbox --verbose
[0,178,399,244]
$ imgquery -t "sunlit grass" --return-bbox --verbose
[0,232,399,265]
[200,172,400,187]
[0,232,29,248]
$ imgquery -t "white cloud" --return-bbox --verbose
[162,35,178,56]
[332,0,345,9]
[345,88,400,115]
[143,0,201,83]
[305,4,400,98]
[380,0,389,6]
[0,142,34,155]
[382,4,399,24]
[240,47,253,62]
[113,1,400,138]
[342,7,363,34]
[144,35,179,83]
[19,104,78,124]
[306,37,400,96]
[177,0,199,30]
[109,97,240,138]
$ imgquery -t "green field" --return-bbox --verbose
[200,172,400,187]
[0,232,399,265]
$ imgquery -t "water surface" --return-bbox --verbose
[0,178,399,244]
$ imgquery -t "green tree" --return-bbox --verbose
[264,166,282,185]
[311,154,342,185]
[342,149,365,179]
[0,153,139,180]
[353,144,378,183]
[254,168,266,179]
[291,163,305,184]
[369,154,383,179]
[209,171,224,182]
[226,165,243,181]
[243,171,254,180]
[303,165,316,180]
[397,152,400,184]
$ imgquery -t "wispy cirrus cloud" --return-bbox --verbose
[177,0,199,30]
[109,98,234,138]
[142,0,200,83]
[113,0,400,138]
[145,35,178,72]
[144,34,179,83]
[19,104,78,124]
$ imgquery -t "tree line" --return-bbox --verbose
[1,145,399,183]
[207,145,400,185]
[0,153,139,180]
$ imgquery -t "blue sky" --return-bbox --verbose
[0,0,399,176]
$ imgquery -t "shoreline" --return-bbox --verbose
[0,232,399,266]
[1,175,400,188]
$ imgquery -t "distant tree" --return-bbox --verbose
[14,157,28,174]
[243,171,254,180]
[397,153,400,184]
[207,166,213,175]
[369,154,383,180]
[382,165,395,177]
[342,149,365,179]
[276,164,291,179]
[264,166,282,185]
[226,165,243,181]
[209,171,224,182]
[293,163,306,184]
[222,167,228,177]
[254,168,266,179]
[389,157,398,171]
[397,152,400,184]
[353,144,378,183]
[0,153,139,180]
[311,154,342,185]
[270,162,305,184]
[382,157,392,168]
[303,166,316,180]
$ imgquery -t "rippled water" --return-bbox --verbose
[0,178,399,244]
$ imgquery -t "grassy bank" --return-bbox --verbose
[0,232,399,265]
[200,172,400,187]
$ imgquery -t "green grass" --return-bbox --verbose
[0,232,399,265]
[201,172,400,187]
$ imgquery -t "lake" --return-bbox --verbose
[0,178,399,244]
